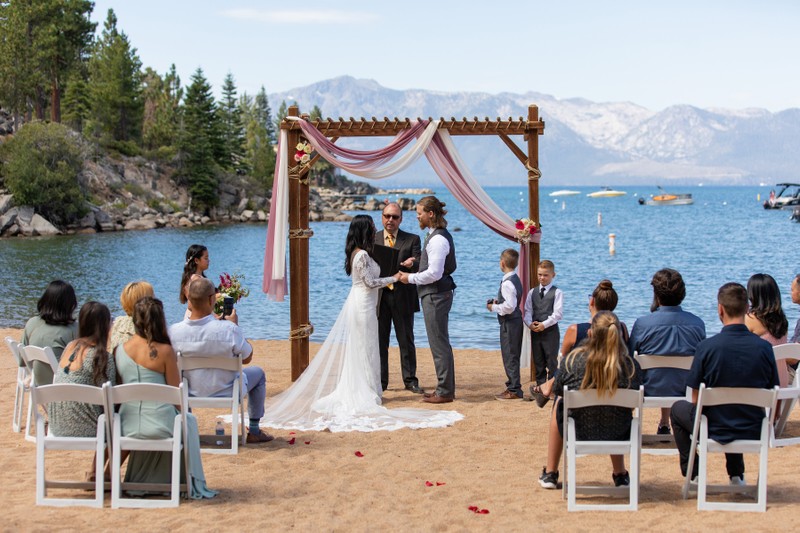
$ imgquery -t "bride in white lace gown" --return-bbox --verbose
[261,215,463,432]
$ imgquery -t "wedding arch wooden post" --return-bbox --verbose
[281,105,544,379]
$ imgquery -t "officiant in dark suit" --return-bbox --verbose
[375,202,424,393]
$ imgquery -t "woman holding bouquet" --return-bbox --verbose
[260,215,463,432]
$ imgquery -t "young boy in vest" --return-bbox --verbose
[487,249,524,399]
[524,260,563,403]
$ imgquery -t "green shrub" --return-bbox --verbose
[147,198,161,210]
[123,182,146,196]
[0,121,87,225]
[107,139,142,157]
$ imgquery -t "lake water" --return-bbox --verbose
[1,186,797,349]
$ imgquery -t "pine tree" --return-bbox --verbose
[86,9,143,148]
[179,67,222,210]
[240,86,276,187]
[217,72,245,171]
[61,67,90,132]
[141,64,182,156]
[0,0,94,125]
[275,100,288,134]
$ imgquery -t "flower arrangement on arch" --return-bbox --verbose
[214,272,250,315]
[514,218,540,244]
[294,141,313,164]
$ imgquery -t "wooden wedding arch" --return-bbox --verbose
[280,104,545,380]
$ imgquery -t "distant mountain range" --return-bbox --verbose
[270,76,800,187]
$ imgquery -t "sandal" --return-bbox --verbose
[529,384,550,408]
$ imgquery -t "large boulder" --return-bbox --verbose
[124,217,157,231]
[0,206,18,234]
[26,214,61,236]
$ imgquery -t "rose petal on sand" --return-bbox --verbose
[425,481,433,487]
[289,432,296,435]
[479,509,489,514]
[354,451,364,457]
[468,506,478,512]
[436,482,446,486]
[304,441,311,445]
[288,438,296,445]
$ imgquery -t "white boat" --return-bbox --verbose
[549,190,581,197]
[587,187,627,198]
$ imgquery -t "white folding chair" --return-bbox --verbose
[772,343,800,447]
[562,385,644,511]
[108,382,190,508]
[22,345,60,443]
[177,352,245,454]
[681,384,778,512]
[33,382,111,508]
[634,352,694,454]
[5,337,30,433]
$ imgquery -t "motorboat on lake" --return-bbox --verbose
[549,190,581,197]
[763,183,800,209]
[638,186,694,206]
[587,187,627,198]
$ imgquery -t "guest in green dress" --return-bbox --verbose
[22,280,79,385]
[116,296,217,499]
[49,301,116,479]
[109,281,154,350]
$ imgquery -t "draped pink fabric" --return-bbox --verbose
[262,139,287,300]
[263,118,541,308]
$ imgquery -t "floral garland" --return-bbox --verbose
[514,218,540,244]
[294,141,313,164]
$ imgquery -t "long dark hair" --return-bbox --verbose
[37,280,77,326]
[747,273,788,338]
[133,296,171,359]
[344,215,376,276]
[179,244,207,304]
[75,301,112,386]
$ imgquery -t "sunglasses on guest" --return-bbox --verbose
[382,213,400,220]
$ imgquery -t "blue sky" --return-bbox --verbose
[91,1,799,112]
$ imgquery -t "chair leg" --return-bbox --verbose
[13,377,23,433]
[25,396,35,442]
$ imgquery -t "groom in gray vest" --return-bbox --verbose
[398,196,457,404]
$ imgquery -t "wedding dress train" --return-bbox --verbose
[260,250,463,432]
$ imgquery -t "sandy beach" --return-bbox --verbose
[3,327,799,531]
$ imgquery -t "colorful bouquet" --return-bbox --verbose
[214,272,250,315]
[294,141,313,164]
[514,218,540,244]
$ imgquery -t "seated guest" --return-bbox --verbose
[109,281,154,350]
[22,280,79,386]
[116,297,216,498]
[628,269,705,435]
[49,301,116,480]
[169,278,273,443]
[539,311,640,489]
[537,279,629,402]
[670,283,779,485]
[745,273,789,385]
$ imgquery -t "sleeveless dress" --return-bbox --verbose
[116,345,217,499]
[259,250,464,432]
[49,347,115,437]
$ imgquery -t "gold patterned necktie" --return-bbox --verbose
[387,233,395,290]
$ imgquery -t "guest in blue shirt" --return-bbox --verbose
[628,269,706,435]
[670,282,779,483]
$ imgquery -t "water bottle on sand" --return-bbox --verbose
[215,420,224,446]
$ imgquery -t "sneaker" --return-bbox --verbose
[538,467,559,489]
[612,471,630,487]
[656,424,671,435]
[729,475,746,486]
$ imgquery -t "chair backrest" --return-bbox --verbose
[773,343,800,361]
[107,382,184,409]
[5,336,24,367]
[697,385,778,411]
[564,386,643,410]
[32,382,112,441]
[634,352,694,371]
[23,345,60,374]
[177,354,242,373]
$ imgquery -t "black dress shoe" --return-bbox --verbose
[405,385,425,394]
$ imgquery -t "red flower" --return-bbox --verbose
[529,225,537,234]
[354,451,364,457]
[515,220,525,230]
